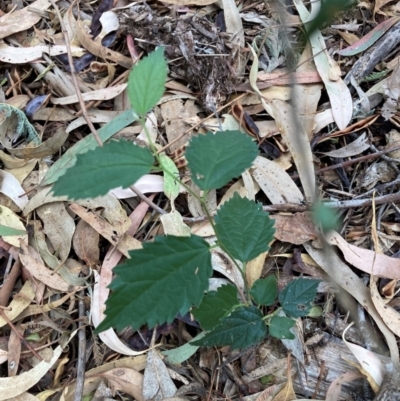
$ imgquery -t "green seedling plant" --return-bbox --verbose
[53,48,320,350]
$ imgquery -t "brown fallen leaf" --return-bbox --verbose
[99,368,144,401]
[273,212,317,245]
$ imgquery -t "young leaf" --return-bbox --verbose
[214,193,275,262]
[250,276,277,306]
[192,305,266,350]
[186,131,258,190]
[95,235,212,332]
[279,278,320,318]
[159,154,180,206]
[128,47,168,116]
[193,284,238,330]
[52,140,154,200]
[313,201,341,233]
[269,316,295,340]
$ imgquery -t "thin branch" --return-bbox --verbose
[49,0,103,146]
[129,186,166,215]
[73,296,87,401]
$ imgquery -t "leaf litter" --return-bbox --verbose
[3,0,400,399]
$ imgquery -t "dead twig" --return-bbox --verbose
[49,0,103,146]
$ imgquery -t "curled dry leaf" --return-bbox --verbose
[370,276,400,338]
[327,231,400,279]
[76,19,132,68]
[6,128,68,160]
[342,323,384,389]
[0,170,29,210]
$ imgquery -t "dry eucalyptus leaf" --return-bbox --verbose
[156,0,217,5]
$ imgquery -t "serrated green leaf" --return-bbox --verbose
[279,278,320,318]
[162,332,205,364]
[159,154,180,205]
[128,47,168,116]
[186,131,258,190]
[191,305,266,350]
[0,224,25,236]
[193,284,238,330]
[42,110,137,186]
[95,235,212,332]
[214,193,274,262]
[269,316,295,340]
[250,276,277,306]
[52,140,154,200]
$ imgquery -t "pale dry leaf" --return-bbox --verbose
[0,330,77,401]
[382,63,400,120]
[246,251,268,288]
[72,219,99,266]
[221,0,244,47]
[279,312,305,365]
[325,371,365,401]
[211,248,245,294]
[109,175,170,199]
[143,349,177,401]
[294,0,352,130]
[99,368,144,401]
[370,276,400,338]
[51,84,127,105]
[0,170,29,210]
[7,128,68,159]
[91,271,148,356]
[98,11,119,41]
[7,392,41,401]
[251,156,304,204]
[327,231,400,279]
[0,43,84,64]
[190,220,214,237]
[19,241,80,292]
[160,210,191,236]
[342,322,384,388]
[321,132,370,158]
[7,323,23,376]
[271,355,297,401]
[0,205,27,247]
[273,212,317,245]
[270,99,315,200]
[293,44,323,139]
[36,202,75,263]
[69,203,141,257]
[0,0,53,39]
[374,0,396,15]
[0,281,34,328]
